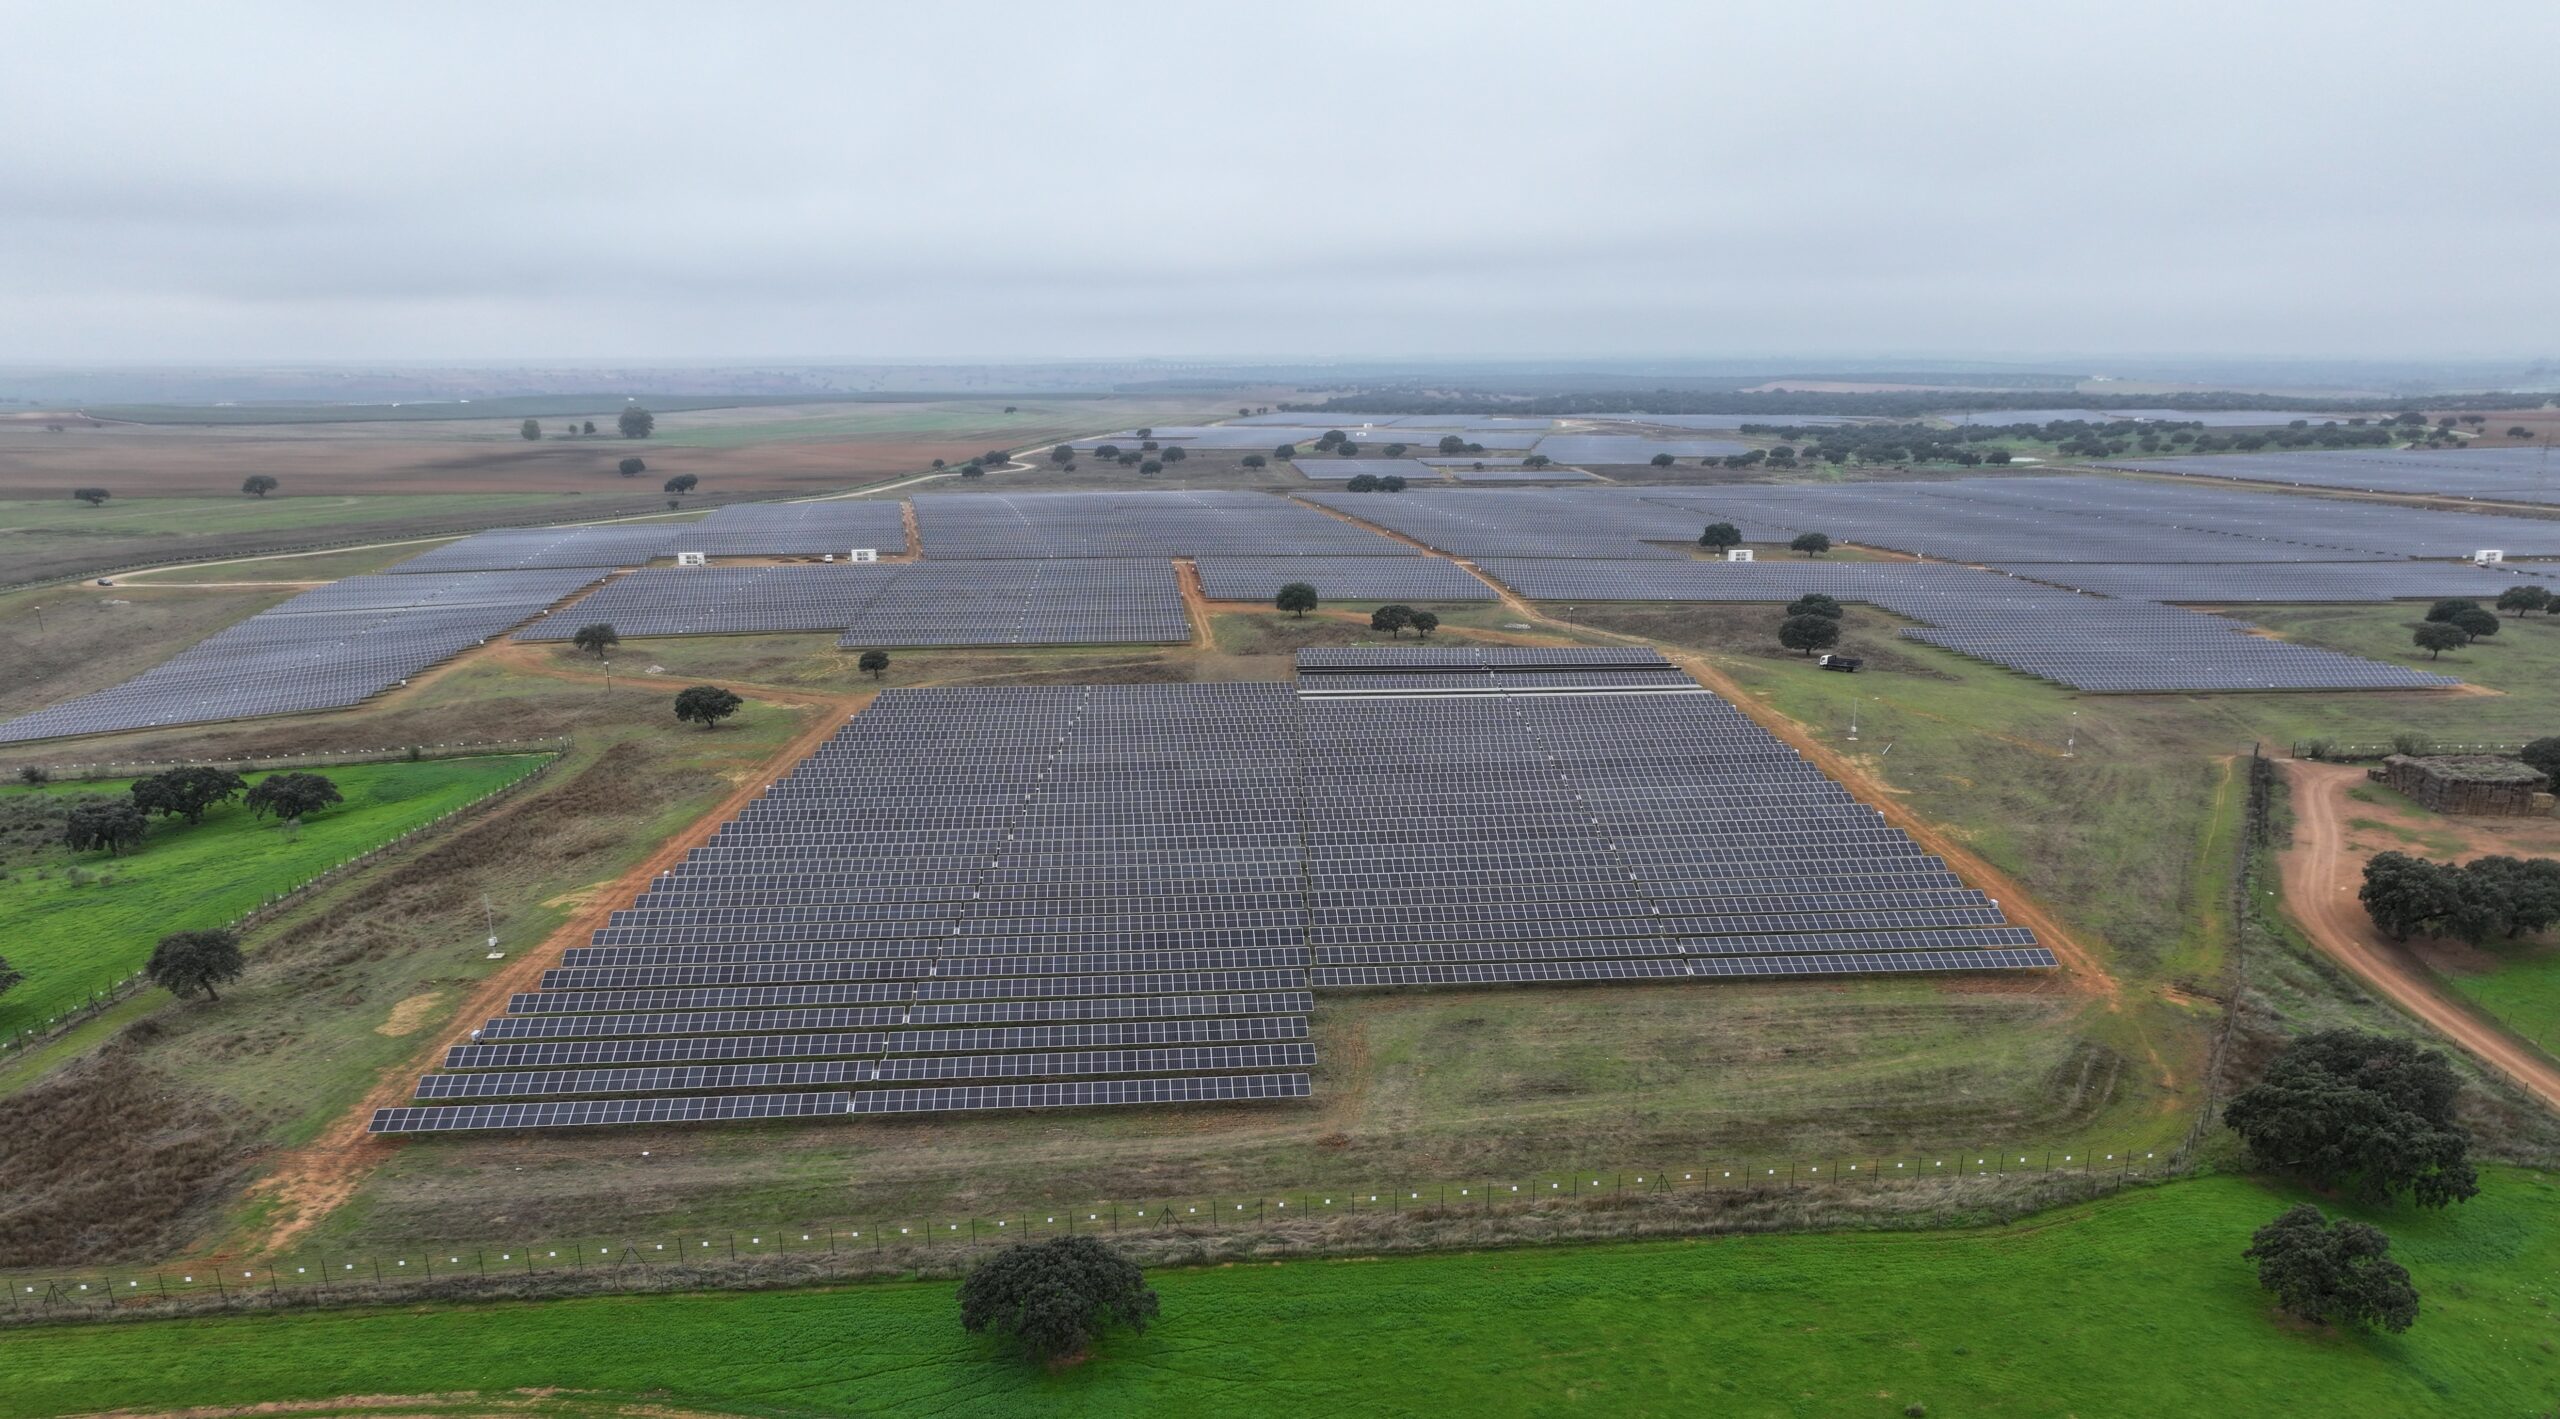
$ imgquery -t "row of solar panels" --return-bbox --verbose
[512,558,1195,647]
[371,1073,1314,1133]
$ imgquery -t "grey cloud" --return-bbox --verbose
[1,0,2554,362]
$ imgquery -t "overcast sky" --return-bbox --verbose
[4,0,2554,363]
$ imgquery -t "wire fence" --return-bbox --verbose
[2,1143,2180,1317]
[0,745,570,1055]
[4,736,574,783]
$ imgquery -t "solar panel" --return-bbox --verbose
[368,1092,851,1133]
[845,1073,1312,1114]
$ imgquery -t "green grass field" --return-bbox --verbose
[0,757,547,1035]
[2449,946,2560,1059]
[8,1169,2552,1418]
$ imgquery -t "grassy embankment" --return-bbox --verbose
[7,1168,2554,1418]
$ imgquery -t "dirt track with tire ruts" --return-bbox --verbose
[2278,759,2560,1112]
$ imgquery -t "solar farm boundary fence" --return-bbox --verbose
[0,744,570,1056]
[2,735,575,783]
[2173,751,2272,1166]
[1,1143,2184,1323]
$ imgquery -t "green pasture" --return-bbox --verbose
[7,1168,2553,1417]
[2448,947,2560,1060]
[0,756,546,1035]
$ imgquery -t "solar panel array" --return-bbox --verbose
[1294,648,2051,987]
[1192,556,1497,602]
[375,652,2051,1133]
[1292,458,1443,482]
[386,525,680,573]
[1889,597,2459,693]
[1848,477,2560,560]
[1477,559,2006,603]
[1471,559,2460,693]
[1301,489,1716,559]
[913,490,1413,558]
[0,572,605,744]
[1940,408,2335,428]
[512,559,1191,647]
[516,565,896,639]
[2115,448,2560,507]
[1992,561,2553,603]
[837,559,1189,647]
[1530,434,1749,463]
[675,501,909,556]
[378,681,1322,1133]
[1450,465,1600,483]
[20,457,2524,745]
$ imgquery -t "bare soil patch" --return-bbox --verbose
[0,1048,264,1268]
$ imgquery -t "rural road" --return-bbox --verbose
[2278,759,2560,1112]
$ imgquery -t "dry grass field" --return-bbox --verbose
[0,396,1236,583]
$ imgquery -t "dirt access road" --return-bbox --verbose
[243,675,872,1255]
[2279,760,2560,1112]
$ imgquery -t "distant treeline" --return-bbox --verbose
[76,392,1116,426]
[1742,419,2400,465]
[1292,390,2554,419]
